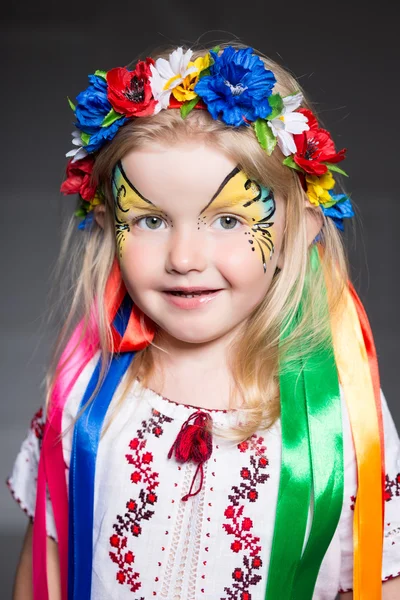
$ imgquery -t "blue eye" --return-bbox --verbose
[135,216,166,230]
[212,215,241,230]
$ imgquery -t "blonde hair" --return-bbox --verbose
[47,40,349,442]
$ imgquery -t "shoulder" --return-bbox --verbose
[60,353,101,426]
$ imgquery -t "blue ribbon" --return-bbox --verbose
[68,351,135,599]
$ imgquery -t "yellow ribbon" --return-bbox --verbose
[330,286,383,598]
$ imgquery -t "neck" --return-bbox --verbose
[143,326,242,410]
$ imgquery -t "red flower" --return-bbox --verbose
[384,490,392,502]
[131,471,142,483]
[293,109,346,176]
[116,571,126,584]
[129,438,139,450]
[126,499,136,512]
[106,59,157,117]
[110,534,120,548]
[242,517,253,531]
[147,492,157,504]
[167,95,207,111]
[233,568,244,581]
[240,467,250,479]
[224,505,235,519]
[131,524,142,536]
[60,156,97,200]
[231,540,242,553]
[248,489,258,502]
[142,451,153,464]
[238,441,249,452]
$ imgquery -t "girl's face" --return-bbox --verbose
[111,141,285,344]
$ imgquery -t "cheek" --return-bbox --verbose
[118,235,163,288]
[214,233,269,296]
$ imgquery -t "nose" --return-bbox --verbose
[165,226,208,274]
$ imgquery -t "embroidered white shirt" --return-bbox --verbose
[7,356,400,599]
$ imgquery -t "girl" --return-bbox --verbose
[7,42,400,600]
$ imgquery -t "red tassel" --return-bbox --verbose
[168,411,213,501]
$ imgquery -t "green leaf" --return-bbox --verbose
[80,132,90,146]
[321,198,337,209]
[101,108,123,128]
[94,69,107,80]
[180,96,201,119]
[67,96,76,112]
[254,119,277,155]
[282,156,304,173]
[74,207,87,217]
[198,67,211,80]
[266,94,284,121]
[211,45,221,54]
[324,163,349,177]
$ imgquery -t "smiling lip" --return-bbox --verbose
[162,289,222,310]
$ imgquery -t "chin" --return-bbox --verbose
[156,322,229,345]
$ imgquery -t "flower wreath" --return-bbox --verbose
[61,45,354,231]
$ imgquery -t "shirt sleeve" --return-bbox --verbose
[6,405,58,541]
[338,389,400,593]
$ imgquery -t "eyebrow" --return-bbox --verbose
[116,161,244,217]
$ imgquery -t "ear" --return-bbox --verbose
[304,199,324,245]
[276,199,323,270]
[93,203,106,229]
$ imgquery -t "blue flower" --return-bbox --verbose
[194,46,276,127]
[75,75,111,133]
[74,74,126,153]
[321,194,354,231]
[84,117,127,153]
[78,211,94,231]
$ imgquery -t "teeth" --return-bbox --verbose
[170,291,213,297]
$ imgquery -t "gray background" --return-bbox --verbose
[1,1,399,596]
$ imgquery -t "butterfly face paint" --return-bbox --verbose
[110,143,285,347]
[197,166,276,274]
[112,161,276,274]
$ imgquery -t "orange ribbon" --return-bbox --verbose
[329,284,384,598]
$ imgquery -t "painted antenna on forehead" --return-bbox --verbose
[112,160,156,207]
[199,166,241,214]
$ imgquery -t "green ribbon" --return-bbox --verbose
[265,245,344,599]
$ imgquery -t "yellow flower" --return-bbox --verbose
[306,172,335,206]
[171,54,211,102]
[87,192,103,212]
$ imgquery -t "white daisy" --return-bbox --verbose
[66,130,88,163]
[149,47,198,113]
[268,92,309,156]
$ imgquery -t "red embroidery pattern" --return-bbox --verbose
[383,571,400,581]
[108,408,173,594]
[221,435,270,600]
[385,472,400,501]
[30,407,45,441]
[340,471,400,593]
[350,471,400,510]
